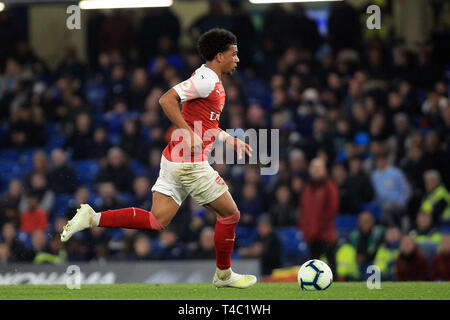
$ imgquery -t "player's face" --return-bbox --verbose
[221,44,239,75]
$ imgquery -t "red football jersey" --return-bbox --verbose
[162,64,226,162]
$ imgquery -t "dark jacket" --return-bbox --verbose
[96,164,135,193]
[49,165,78,194]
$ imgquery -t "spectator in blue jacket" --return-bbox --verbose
[371,151,411,228]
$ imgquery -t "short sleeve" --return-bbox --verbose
[172,72,215,103]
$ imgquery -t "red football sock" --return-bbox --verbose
[214,211,240,270]
[99,207,164,230]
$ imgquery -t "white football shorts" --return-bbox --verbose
[151,155,229,206]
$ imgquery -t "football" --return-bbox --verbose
[297,259,333,291]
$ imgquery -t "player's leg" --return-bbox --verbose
[203,191,257,289]
[61,155,187,242]
[61,191,179,242]
[97,191,178,229]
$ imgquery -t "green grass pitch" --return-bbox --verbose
[0,282,449,300]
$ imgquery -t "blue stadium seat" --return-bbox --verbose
[74,160,100,187]
[276,227,302,253]
[18,148,38,165]
[110,228,124,240]
[235,226,258,247]
[359,202,381,221]
[17,232,33,250]
[0,149,20,162]
[335,215,358,240]
[231,250,241,259]
[276,227,308,266]
[45,133,66,152]
[117,193,133,206]
[0,160,22,185]
[151,239,162,255]
[46,123,59,135]
[130,159,147,176]
[53,194,74,217]
[108,134,121,146]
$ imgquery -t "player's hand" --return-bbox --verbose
[227,137,253,160]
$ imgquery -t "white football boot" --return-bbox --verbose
[60,204,99,242]
[213,267,257,289]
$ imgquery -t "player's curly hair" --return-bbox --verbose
[197,28,237,61]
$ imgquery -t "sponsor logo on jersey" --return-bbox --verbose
[210,112,220,121]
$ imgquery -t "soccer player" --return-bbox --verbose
[61,28,257,289]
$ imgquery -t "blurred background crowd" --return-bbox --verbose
[0,0,450,282]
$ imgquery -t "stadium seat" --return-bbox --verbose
[18,148,38,165]
[74,160,100,187]
[0,160,22,185]
[130,159,147,176]
[17,232,33,250]
[45,130,66,152]
[276,227,308,266]
[335,215,358,240]
[235,226,258,247]
[110,228,124,240]
[53,194,74,217]
[151,239,162,255]
[0,149,20,162]
[276,227,302,253]
[46,122,59,135]
[359,203,381,221]
[231,250,241,260]
[117,193,133,206]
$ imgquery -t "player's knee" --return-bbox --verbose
[218,210,240,224]
[222,203,239,218]
[152,211,172,227]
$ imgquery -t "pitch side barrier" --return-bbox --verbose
[0,259,259,285]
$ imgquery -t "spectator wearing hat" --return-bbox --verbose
[353,131,371,159]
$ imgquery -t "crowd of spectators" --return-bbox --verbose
[0,1,449,281]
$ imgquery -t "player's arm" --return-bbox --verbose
[217,128,253,160]
[158,88,203,152]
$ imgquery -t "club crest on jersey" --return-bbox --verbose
[180,80,192,90]
[215,176,225,185]
[210,111,220,121]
